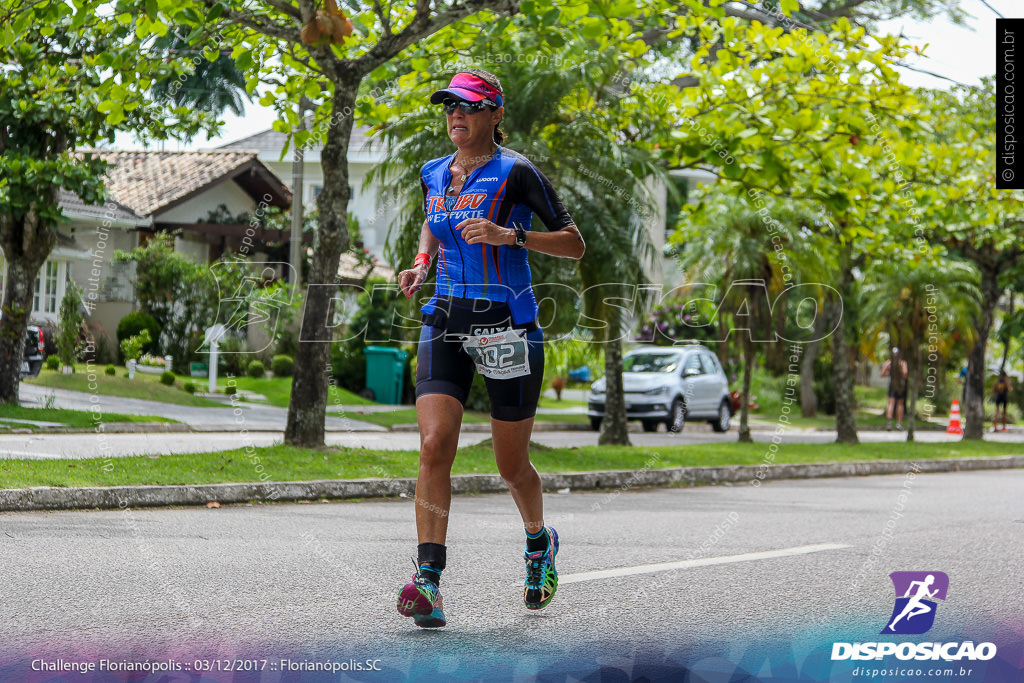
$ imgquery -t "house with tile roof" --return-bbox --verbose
[0,150,292,349]
[219,124,399,266]
[219,122,713,289]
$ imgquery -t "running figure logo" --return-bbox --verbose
[881,571,949,635]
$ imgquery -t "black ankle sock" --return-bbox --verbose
[417,543,447,585]
[418,565,441,586]
[525,527,549,552]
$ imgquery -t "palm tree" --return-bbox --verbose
[675,187,831,441]
[370,36,668,445]
[859,256,981,441]
[149,28,250,122]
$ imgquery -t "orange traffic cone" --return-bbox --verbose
[947,399,963,435]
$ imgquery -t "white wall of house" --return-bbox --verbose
[262,155,400,260]
[66,221,140,341]
[156,180,256,224]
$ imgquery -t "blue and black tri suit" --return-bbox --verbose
[415,146,576,421]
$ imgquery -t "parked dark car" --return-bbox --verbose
[22,325,44,378]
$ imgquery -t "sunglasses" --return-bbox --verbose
[442,98,496,115]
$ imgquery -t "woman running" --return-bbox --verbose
[394,69,585,628]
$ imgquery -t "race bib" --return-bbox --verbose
[460,328,532,380]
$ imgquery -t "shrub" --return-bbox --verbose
[56,281,84,368]
[224,385,237,395]
[216,333,250,377]
[160,371,175,386]
[247,360,265,378]
[45,355,60,370]
[105,364,116,376]
[330,341,365,393]
[184,382,196,394]
[271,354,294,377]
[116,311,160,355]
[120,329,151,363]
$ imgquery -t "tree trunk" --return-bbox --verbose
[964,260,1001,440]
[0,211,57,404]
[738,333,753,442]
[599,333,630,446]
[764,302,788,374]
[905,347,919,442]
[999,294,1013,374]
[285,84,357,448]
[799,304,829,418]
[832,264,858,443]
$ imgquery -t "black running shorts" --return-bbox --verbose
[415,297,544,422]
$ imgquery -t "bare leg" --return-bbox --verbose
[492,416,544,535]
[415,394,464,545]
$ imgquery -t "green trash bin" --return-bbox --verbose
[364,346,408,404]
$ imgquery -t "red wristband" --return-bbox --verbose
[414,252,431,267]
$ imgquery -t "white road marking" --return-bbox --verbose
[559,542,850,584]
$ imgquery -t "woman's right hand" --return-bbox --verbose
[398,264,429,298]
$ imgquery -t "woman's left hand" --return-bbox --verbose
[456,218,513,246]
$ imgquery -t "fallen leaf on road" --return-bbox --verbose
[206,501,221,508]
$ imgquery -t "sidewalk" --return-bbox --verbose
[18,384,385,433]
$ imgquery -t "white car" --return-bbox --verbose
[587,345,732,433]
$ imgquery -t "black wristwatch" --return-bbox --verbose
[511,221,527,249]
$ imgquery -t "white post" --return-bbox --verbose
[127,358,136,380]
[209,342,219,394]
[164,355,173,373]
[204,324,227,395]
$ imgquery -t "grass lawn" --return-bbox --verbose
[229,375,374,409]
[27,366,375,411]
[0,405,175,428]
[538,396,586,409]
[27,365,223,407]
[1,440,1015,489]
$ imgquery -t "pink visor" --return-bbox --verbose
[430,72,504,107]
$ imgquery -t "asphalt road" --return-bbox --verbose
[0,470,1020,680]
[2,425,1023,459]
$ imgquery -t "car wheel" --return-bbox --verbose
[590,417,602,431]
[666,397,686,433]
[711,400,731,432]
[642,420,660,433]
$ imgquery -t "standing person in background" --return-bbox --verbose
[394,69,585,629]
[881,347,908,431]
[992,372,1011,432]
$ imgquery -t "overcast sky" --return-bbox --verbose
[124,0,1014,152]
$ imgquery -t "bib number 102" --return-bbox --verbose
[479,343,517,368]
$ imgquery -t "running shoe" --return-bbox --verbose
[523,526,559,610]
[397,563,446,628]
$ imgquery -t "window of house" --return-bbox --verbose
[34,261,60,314]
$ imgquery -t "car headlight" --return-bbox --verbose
[644,386,669,395]
[591,385,605,395]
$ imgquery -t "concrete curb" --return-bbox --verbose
[1,455,1021,512]
[2,422,190,435]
